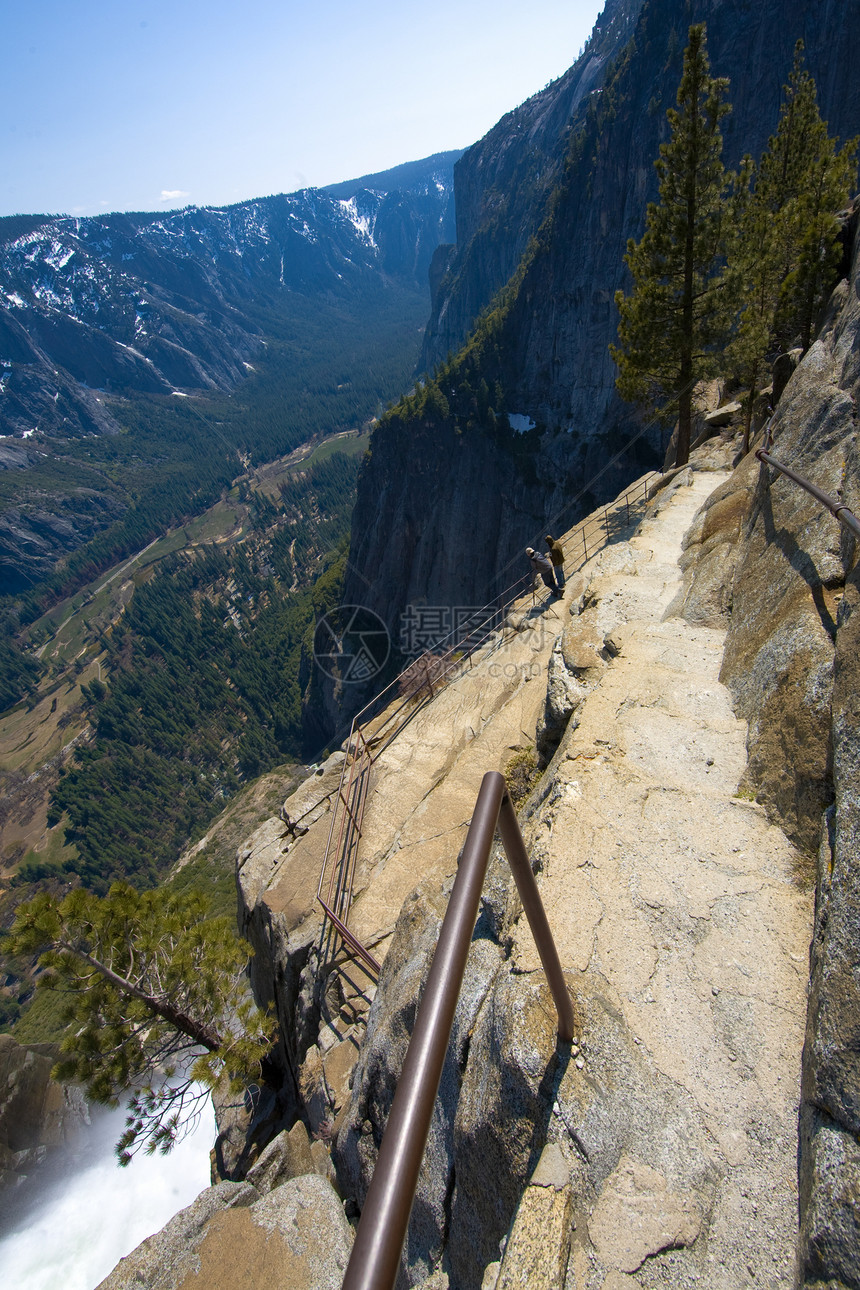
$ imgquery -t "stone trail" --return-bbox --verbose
[229,448,812,1288]
[507,460,810,1288]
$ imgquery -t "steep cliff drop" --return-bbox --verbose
[332,0,860,748]
[97,351,856,1284]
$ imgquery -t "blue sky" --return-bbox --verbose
[1,0,604,218]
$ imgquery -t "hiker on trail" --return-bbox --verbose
[526,547,561,598]
[545,535,565,590]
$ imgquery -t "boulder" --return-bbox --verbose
[565,573,589,617]
[560,622,603,675]
[97,1175,352,1290]
[703,401,742,428]
[96,1180,260,1288]
[245,1121,314,1194]
[670,460,753,629]
[772,348,803,405]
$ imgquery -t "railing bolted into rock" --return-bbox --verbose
[756,427,860,541]
[341,770,575,1290]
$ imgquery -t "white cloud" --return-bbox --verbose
[160,189,190,204]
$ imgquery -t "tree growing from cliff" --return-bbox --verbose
[611,24,735,467]
[6,883,276,1164]
[729,43,858,450]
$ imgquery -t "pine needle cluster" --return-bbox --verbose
[7,883,276,1164]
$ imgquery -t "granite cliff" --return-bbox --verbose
[92,224,860,1282]
[337,0,860,708]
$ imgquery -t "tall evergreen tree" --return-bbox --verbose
[611,24,735,467]
[775,50,858,353]
[730,42,858,451]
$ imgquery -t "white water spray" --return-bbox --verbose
[0,1097,215,1290]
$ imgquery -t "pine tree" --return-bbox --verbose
[611,24,735,467]
[729,42,858,451]
[7,884,276,1164]
[775,50,858,352]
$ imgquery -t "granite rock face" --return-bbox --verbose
[800,456,860,1286]
[420,0,643,371]
[423,0,859,381]
[0,1034,89,1199]
[341,0,860,705]
[236,749,347,1129]
[677,220,860,1285]
[96,1174,353,1290]
[334,873,505,1284]
[493,1144,573,1289]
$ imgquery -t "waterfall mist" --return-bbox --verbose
[0,1095,216,1290]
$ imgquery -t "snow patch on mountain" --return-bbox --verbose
[337,198,377,247]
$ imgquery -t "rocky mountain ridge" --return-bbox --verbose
[0,152,458,598]
[0,152,459,444]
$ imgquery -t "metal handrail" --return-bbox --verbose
[755,446,860,540]
[317,730,381,976]
[342,469,658,734]
[316,470,658,973]
[341,771,574,1290]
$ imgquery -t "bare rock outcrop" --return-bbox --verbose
[236,750,347,1129]
[676,223,860,1285]
[96,1174,353,1290]
[334,873,505,1283]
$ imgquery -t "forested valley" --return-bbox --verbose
[0,278,427,1037]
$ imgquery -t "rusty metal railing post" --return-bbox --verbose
[342,771,573,1290]
[497,792,575,1043]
